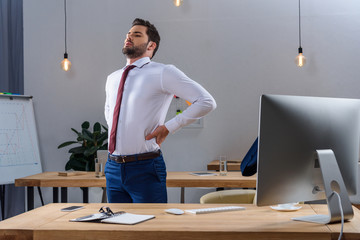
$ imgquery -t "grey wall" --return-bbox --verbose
[23,0,360,206]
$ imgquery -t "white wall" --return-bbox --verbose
[23,0,360,206]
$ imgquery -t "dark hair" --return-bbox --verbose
[132,18,160,58]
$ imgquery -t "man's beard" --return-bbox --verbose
[122,42,148,59]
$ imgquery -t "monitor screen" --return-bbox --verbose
[256,94,360,223]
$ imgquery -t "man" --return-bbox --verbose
[104,18,216,203]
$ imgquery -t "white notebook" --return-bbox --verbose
[101,213,155,225]
[70,212,155,225]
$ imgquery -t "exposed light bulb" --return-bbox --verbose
[295,53,306,67]
[61,0,72,72]
[173,0,183,7]
[295,1,306,68]
[295,47,306,67]
[61,53,72,71]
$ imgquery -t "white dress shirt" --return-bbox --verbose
[105,57,216,155]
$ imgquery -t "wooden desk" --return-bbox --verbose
[15,171,104,209]
[15,171,256,209]
[1,203,360,240]
[207,159,242,171]
[168,171,256,203]
[167,171,255,188]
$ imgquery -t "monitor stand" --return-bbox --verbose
[292,149,354,224]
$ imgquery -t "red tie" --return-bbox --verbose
[109,65,136,153]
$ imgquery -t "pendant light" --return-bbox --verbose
[295,0,306,67]
[173,0,183,7]
[61,0,71,71]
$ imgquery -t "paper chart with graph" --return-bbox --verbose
[0,96,42,184]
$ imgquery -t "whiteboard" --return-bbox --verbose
[0,95,42,184]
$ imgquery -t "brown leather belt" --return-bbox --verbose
[108,150,161,163]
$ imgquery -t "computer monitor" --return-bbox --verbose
[256,94,360,224]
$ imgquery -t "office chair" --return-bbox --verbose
[200,189,256,204]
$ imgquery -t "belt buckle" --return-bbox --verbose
[121,156,126,163]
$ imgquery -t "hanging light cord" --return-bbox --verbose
[298,0,302,48]
[64,0,68,54]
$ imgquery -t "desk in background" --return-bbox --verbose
[167,171,256,203]
[15,171,103,210]
[1,203,360,240]
[207,159,242,171]
[15,171,257,209]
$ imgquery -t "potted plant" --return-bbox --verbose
[58,121,108,171]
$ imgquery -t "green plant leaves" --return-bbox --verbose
[84,146,99,157]
[97,132,108,143]
[71,128,79,135]
[65,155,87,171]
[82,128,94,143]
[81,121,90,129]
[59,121,108,171]
[69,146,87,154]
[57,141,78,149]
[94,122,101,132]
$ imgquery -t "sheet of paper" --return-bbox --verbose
[101,213,155,225]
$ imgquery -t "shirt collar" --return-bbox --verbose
[125,57,151,69]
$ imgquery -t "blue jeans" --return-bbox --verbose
[104,153,167,203]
